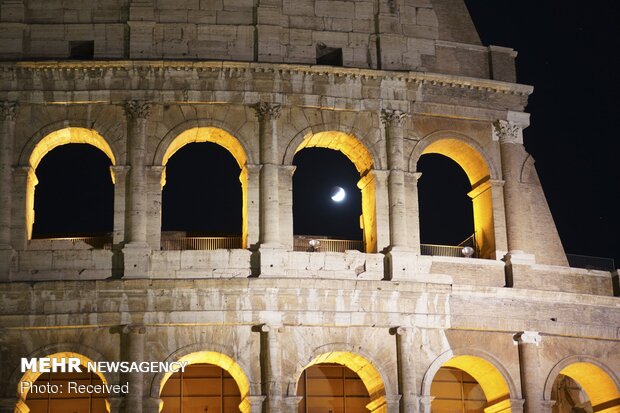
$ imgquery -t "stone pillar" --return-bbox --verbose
[404,172,422,254]
[122,324,146,413]
[0,101,17,250]
[258,324,283,412]
[245,164,261,249]
[123,101,151,277]
[11,166,35,250]
[371,169,391,253]
[110,166,129,246]
[489,179,508,259]
[253,102,282,248]
[277,165,296,250]
[515,331,551,413]
[146,166,164,251]
[392,327,418,413]
[381,109,409,250]
[495,120,534,263]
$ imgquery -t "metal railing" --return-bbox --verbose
[420,244,467,258]
[160,236,242,251]
[566,254,615,272]
[293,236,364,253]
[31,235,113,250]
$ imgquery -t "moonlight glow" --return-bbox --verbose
[331,187,346,202]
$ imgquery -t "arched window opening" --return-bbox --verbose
[23,366,109,413]
[550,362,620,413]
[551,375,592,413]
[161,142,242,250]
[32,144,114,248]
[431,367,486,413]
[293,148,363,253]
[418,154,475,257]
[160,363,241,413]
[297,363,371,413]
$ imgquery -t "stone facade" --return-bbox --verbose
[0,1,619,413]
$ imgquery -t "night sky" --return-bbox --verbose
[32,2,619,265]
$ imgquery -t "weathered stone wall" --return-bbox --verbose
[0,0,518,80]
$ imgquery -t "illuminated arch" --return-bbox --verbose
[20,127,117,241]
[155,351,251,413]
[156,126,249,248]
[15,351,111,413]
[410,132,500,258]
[423,350,517,412]
[291,347,391,412]
[286,129,378,252]
[545,356,620,412]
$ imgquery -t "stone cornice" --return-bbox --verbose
[0,60,534,97]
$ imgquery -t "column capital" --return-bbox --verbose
[283,396,303,408]
[514,331,542,345]
[493,120,522,144]
[124,100,152,120]
[122,324,146,335]
[381,109,408,128]
[0,101,18,121]
[252,102,282,121]
[404,171,422,182]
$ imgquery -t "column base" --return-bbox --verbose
[122,243,151,278]
[256,246,289,277]
[385,250,452,284]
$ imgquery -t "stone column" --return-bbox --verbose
[253,102,282,248]
[404,172,422,254]
[110,166,129,246]
[146,166,164,251]
[122,324,146,413]
[245,164,261,248]
[258,324,283,412]
[0,101,17,250]
[11,166,35,250]
[495,120,534,263]
[381,109,409,250]
[515,331,552,413]
[392,327,418,413]
[124,100,151,247]
[123,101,151,277]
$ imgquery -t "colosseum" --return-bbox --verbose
[0,0,618,412]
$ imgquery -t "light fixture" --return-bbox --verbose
[461,246,475,258]
[309,239,320,252]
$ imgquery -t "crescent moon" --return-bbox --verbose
[331,187,346,202]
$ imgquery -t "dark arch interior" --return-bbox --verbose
[418,153,474,246]
[32,144,113,237]
[162,142,241,235]
[293,148,362,240]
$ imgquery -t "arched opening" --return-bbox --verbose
[16,352,110,413]
[160,127,248,250]
[418,154,475,256]
[292,131,376,253]
[430,356,512,413]
[157,351,251,413]
[550,362,620,413]
[26,127,116,247]
[415,137,496,259]
[296,351,387,412]
[160,363,241,413]
[297,363,370,413]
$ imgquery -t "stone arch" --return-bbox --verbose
[544,355,620,411]
[152,347,252,413]
[17,126,117,241]
[11,344,113,413]
[422,349,519,412]
[409,131,500,258]
[284,125,380,252]
[289,343,394,412]
[153,123,251,248]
